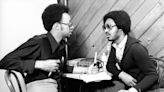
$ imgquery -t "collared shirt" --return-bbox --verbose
[112,35,127,62]
[0,32,66,83]
[47,32,59,53]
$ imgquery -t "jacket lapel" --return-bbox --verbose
[122,36,140,61]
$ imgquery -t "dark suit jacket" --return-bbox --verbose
[106,36,158,91]
[0,33,66,83]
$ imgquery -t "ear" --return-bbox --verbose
[52,22,60,30]
[118,29,125,35]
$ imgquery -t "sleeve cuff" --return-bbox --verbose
[65,66,73,73]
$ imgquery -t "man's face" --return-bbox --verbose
[60,13,74,38]
[103,18,119,42]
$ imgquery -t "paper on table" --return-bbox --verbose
[64,71,112,83]
[81,72,112,83]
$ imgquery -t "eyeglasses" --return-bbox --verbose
[102,24,116,30]
[60,22,73,28]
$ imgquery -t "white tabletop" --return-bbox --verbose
[63,71,112,83]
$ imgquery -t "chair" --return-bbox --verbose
[150,56,164,88]
[0,69,26,92]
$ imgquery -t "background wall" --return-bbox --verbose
[0,0,57,60]
[68,0,164,59]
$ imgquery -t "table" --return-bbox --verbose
[64,58,112,92]
[63,72,112,92]
[63,72,112,83]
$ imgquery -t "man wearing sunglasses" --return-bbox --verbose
[103,10,158,92]
[0,4,74,92]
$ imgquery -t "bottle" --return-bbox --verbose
[101,53,108,71]
[88,52,98,74]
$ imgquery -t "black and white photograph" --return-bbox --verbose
[0,0,164,92]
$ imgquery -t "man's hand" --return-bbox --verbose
[35,59,60,72]
[118,71,137,87]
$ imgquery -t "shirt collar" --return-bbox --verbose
[112,35,128,49]
[47,32,59,53]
